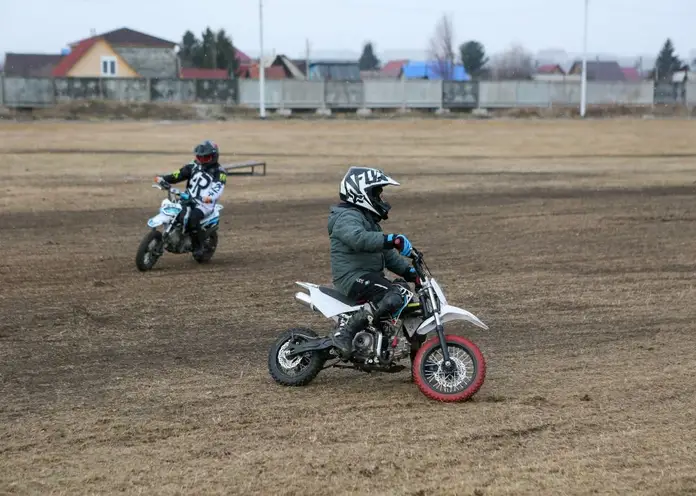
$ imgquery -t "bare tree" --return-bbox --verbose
[428,13,456,80]
[490,43,535,80]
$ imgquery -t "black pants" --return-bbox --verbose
[177,206,205,233]
[348,272,411,320]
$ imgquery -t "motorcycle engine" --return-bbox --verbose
[166,230,189,253]
[352,331,374,353]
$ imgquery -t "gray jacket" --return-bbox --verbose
[327,203,411,295]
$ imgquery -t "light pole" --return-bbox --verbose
[580,0,589,117]
[259,0,266,119]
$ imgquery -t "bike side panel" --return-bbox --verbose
[295,282,365,319]
[201,204,223,228]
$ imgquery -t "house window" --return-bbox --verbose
[101,56,117,77]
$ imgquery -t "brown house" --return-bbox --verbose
[567,60,626,81]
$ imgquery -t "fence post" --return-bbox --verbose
[0,74,4,106]
[146,78,152,102]
[401,77,407,111]
[279,79,285,110]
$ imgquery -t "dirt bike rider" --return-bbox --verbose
[328,166,419,358]
[154,140,227,258]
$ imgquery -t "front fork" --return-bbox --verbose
[426,284,453,367]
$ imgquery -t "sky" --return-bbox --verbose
[1,0,695,62]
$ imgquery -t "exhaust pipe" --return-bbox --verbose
[295,292,315,310]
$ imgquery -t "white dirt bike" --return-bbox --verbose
[135,179,223,271]
[267,247,489,402]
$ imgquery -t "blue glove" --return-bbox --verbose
[384,233,412,257]
[180,192,191,201]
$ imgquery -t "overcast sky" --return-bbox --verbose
[1,0,694,60]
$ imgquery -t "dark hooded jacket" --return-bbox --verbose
[327,202,411,295]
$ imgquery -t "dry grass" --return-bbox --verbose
[1,119,696,495]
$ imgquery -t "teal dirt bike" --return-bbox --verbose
[135,179,223,271]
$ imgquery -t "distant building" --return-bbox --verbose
[53,28,179,78]
[567,60,626,81]
[377,59,470,81]
[2,53,64,77]
[307,61,361,81]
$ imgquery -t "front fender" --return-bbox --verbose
[416,304,489,335]
[147,213,173,228]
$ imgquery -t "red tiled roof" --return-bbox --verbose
[381,59,408,77]
[51,37,101,77]
[537,64,564,74]
[235,49,252,63]
[621,67,640,81]
[180,68,229,79]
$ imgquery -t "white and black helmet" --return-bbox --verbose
[339,166,400,220]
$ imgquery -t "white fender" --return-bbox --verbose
[147,199,182,228]
[295,282,365,320]
[416,304,489,335]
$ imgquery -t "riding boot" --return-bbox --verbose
[332,308,372,358]
[191,229,206,257]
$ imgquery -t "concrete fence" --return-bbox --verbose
[1,75,694,110]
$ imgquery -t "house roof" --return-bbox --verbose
[180,68,229,79]
[570,60,626,81]
[69,27,176,48]
[290,59,308,75]
[3,53,63,77]
[536,64,565,74]
[381,59,408,77]
[271,55,305,78]
[402,61,470,81]
[621,67,640,81]
[51,38,102,77]
[235,49,252,63]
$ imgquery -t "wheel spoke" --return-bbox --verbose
[421,343,475,394]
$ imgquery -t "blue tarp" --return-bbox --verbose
[401,61,470,81]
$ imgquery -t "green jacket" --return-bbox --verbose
[327,203,411,295]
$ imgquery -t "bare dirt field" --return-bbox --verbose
[1,119,696,495]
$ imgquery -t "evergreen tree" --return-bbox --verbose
[459,40,488,78]
[359,42,380,71]
[179,27,241,76]
[655,38,682,80]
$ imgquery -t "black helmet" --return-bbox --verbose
[194,140,219,168]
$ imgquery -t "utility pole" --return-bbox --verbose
[259,0,266,119]
[580,0,589,118]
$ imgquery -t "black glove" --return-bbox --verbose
[404,267,422,287]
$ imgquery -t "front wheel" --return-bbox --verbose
[413,334,486,402]
[135,229,163,272]
[268,328,326,387]
[193,231,218,263]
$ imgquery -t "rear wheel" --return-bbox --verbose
[135,230,163,271]
[413,334,486,402]
[193,231,218,263]
[268,328,326,387]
